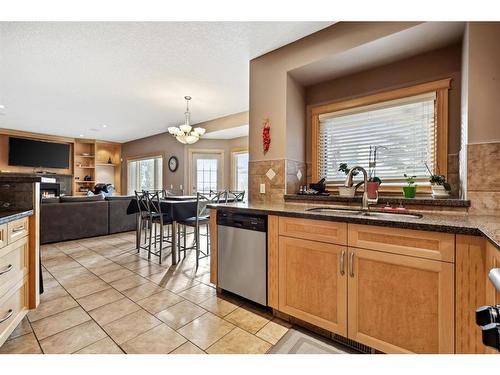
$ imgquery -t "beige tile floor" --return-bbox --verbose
[0,231,291,354]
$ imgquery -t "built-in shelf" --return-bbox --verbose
[75,180,95,184]
[76,155,95,158]
[74,166,95,169]
[96,163,118,167]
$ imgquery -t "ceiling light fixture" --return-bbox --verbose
[167,96,205,145]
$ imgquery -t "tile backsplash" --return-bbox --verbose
[467,142,500,214]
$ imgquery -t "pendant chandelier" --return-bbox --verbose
[167,96,205,144]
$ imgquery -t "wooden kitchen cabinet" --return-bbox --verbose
[278,236,347,335]
[486,241,500,307]
[347,247,455,353]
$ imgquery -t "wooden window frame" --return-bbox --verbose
[310,78,451,194]
[230,148,248,191]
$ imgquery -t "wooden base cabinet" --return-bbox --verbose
[347,247,455,353]
[278,236,348,336]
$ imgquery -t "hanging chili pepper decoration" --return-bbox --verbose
[262,118,271,154]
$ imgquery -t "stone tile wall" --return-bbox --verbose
[467,142,500,214]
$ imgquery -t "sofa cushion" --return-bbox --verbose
[41,197,60,204]
[40,200,109,244]
[108,196,137,234]
[105,195,135,201]
[60,195,104,203]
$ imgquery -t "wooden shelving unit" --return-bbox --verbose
[95,141,122,194]
[72,140,122,196]
[73,139,96,195]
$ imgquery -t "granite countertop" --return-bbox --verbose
[0,210,34,225]
[208,202,500,250]
[284,194,471,207]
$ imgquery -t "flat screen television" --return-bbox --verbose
[8,137,70,169]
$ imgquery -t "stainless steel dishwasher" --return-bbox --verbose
[217,210,267,306]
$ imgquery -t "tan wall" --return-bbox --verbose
[195,111,248,134]
[121,125,248,194]
[249,22,421,162]
[286,74,306,161]
[304,43,463,170]
[467,22,500,143]
[464,22,500,213]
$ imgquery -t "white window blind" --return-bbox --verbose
[318,92,437,184]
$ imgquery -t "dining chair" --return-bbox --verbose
[177,191,225,267]
[134,190,151,252]
[135,190,173,264]
[227,190,245,202]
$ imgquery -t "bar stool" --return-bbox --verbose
[177,191,225,267]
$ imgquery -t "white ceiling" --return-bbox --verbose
[204,124,248,139]
[291,22,465,86]
[0,22,332,142]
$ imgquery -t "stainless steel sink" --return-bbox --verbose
[305,206,422,219]
[361,211,422,219]
[305,207,364,214]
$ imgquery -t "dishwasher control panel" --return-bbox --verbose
[217,210,267,232]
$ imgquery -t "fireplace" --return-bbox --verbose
[41,182,60,198]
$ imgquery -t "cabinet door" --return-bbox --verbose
[347,247,454,353]
[278,236,347,335]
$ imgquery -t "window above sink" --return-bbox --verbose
[310,79,451,194]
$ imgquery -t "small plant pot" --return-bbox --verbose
[366,182,379,199]
[403,185,417,198]
[431,184,450,198]
[338,186,356,197]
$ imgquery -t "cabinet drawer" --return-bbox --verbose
[7,217,28,244]
[278,216,347,245]
[0,224,6,249]
[348,224,454,262]
[0,237,29,299]
[0,277,29,346]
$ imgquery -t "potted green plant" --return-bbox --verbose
[403,174,417,198]
[425,163,451,198]
[338,163,359,197]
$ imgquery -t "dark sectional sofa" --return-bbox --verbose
[40,195,136,244]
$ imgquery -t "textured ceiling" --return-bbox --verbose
[0,22,332,142]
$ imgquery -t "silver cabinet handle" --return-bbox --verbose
[349,251,355,277]
[0,264,12,276]
[12,226,25,233]
[339,250,345,276]
[0,309,13,323]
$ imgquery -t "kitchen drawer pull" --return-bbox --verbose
[0,309,13,323]
[12,226,25,233]
[0,264,13,275]
[349,252,354,277]
[340,250,345,276]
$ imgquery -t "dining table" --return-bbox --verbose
[126,198,198,264]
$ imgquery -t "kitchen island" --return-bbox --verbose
[208,202,500,354]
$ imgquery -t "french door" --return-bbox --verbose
[190,151,223,194]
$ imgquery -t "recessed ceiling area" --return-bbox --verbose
[204,124,249,139]
[0,22,333,142]
[290,22,465,86]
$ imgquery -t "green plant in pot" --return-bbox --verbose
[338,163,359,197]
[425,163,451,198]
[403,174,417,198]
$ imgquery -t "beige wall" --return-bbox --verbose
[463,22,500,212]
[467,22,500,143]
[121,119,248,194]
[304,43,463,165]
[249,22,421,162]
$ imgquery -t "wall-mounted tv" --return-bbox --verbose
[8,137,70,169]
